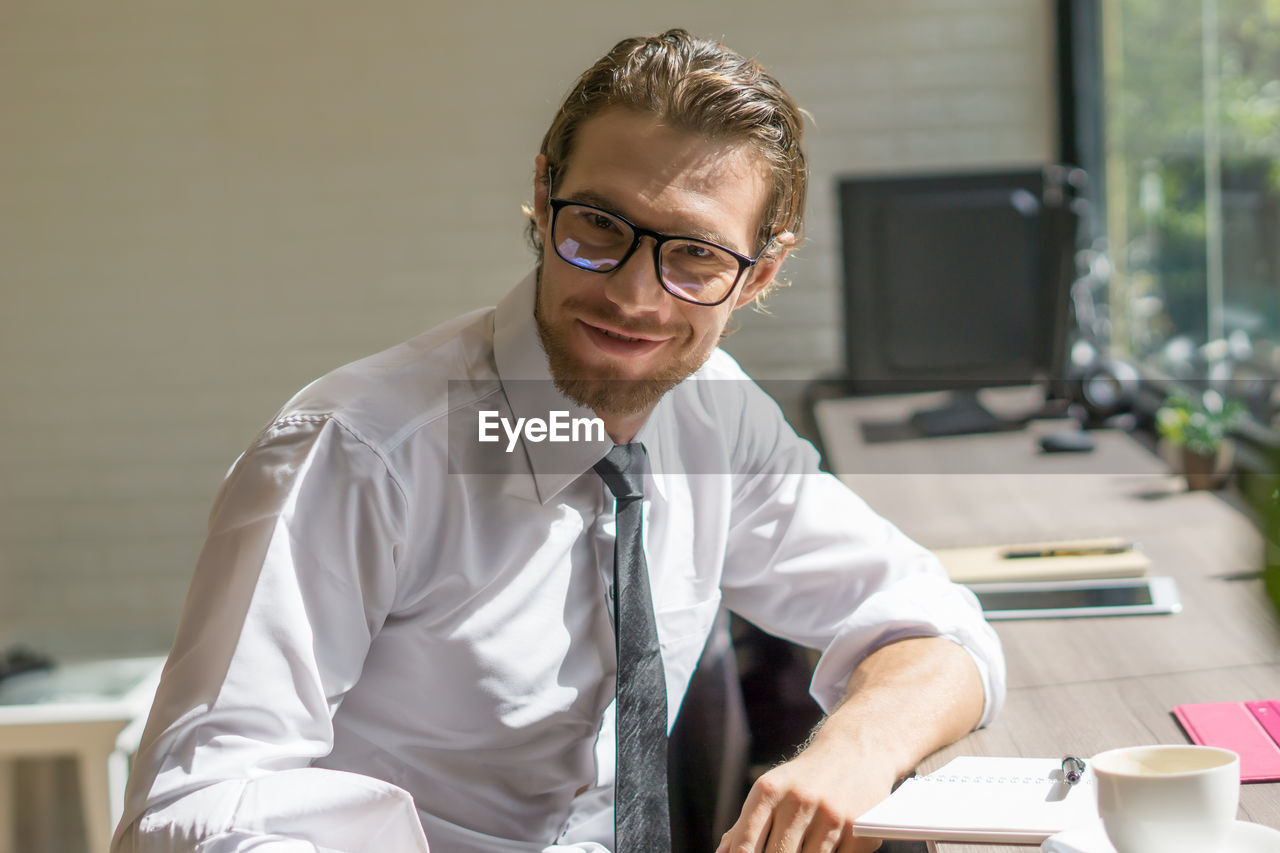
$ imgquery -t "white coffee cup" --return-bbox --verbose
[1092,745,1240,853]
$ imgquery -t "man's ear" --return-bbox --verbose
[533,154,551,238]
[733,232,795,309]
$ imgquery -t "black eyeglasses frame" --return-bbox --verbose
[547,197,769,307]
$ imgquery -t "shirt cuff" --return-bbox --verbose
[807,573,1007,729]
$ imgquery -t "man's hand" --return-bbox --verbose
[715,636,986,853]
[714,747,893,853]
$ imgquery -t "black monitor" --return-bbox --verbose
[838,167,1079,437]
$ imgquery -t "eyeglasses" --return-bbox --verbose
[547,198,768,307]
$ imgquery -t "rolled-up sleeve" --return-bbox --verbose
[113,416,429,853]
[717,393,1005,729]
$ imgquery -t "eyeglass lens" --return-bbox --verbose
[553,204,742,305]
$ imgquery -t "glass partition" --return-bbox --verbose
[1103,0,1280,426]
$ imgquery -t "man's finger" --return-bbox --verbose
[841,832,881,853]
[795,817,843,853]
[762,782,829,853]
[717,786,773,853]
[760,798,809,853]
[718,818,770,853]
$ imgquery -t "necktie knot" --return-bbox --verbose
[593,443,645,501]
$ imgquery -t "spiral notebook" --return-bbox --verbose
[853,756,1099,844]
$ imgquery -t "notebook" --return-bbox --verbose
[933,537,1151,584]
[1173,700,1280,782]
[853,756,1099,844]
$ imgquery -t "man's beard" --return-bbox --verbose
[534,269,708,417]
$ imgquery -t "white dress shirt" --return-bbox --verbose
[113,272,1005,853]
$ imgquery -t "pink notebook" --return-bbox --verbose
[1172,700,1280,782]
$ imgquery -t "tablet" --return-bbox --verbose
[966,576,1182,620]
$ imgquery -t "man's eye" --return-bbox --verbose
[587,213,620,232]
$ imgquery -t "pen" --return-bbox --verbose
[1002,545,1131,560]
[1061,755,1086,785]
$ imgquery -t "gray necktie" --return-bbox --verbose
[594,444,671,852]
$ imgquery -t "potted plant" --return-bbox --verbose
[1155,390,1246,490]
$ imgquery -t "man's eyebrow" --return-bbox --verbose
[561,189,744,253]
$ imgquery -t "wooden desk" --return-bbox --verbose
[814,391,1280,851]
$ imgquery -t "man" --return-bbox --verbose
[114,29,1004,853]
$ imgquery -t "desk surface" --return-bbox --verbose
[814,391,1280,851]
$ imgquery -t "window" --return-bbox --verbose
[1095,0,1280,430]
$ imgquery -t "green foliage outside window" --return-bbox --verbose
[1109,0,1280,366]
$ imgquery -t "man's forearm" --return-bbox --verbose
[807,634,986,783]
[716,634,987,853]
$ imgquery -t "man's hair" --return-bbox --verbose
[528,29,807,277]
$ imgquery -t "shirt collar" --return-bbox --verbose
[632,401,671,505]
[493,270,613,505]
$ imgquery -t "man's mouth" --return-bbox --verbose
[599,328,645,343]
[578,319,670,357]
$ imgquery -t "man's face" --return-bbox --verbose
[532,108,789,435]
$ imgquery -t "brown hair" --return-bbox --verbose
[528,29,807,273]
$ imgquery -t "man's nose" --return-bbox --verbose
[602,239,668,310]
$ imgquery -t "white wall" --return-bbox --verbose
[0,0,1055,654]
